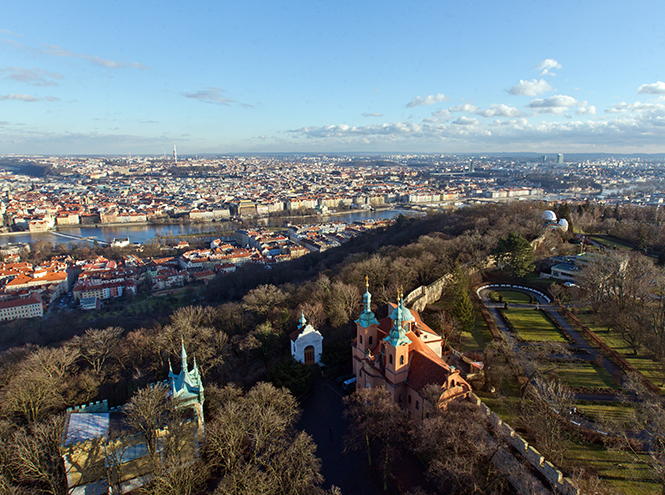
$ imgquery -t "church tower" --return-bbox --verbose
[383,294,412,386]
[355,277,380,354]
[168,339,205,429]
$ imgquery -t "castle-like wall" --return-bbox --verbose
[468,392,579,495]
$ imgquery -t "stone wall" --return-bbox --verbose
[405,273,455,312]
[468,392,580,495]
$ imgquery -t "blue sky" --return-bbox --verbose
[1,0,664,155]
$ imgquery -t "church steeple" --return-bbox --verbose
[356,276,379,328]
[298,311,307,329]
[384,297,412,348]
[180,336,188,371]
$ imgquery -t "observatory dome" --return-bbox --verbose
[542,210,557,222]
[558,219,569,232]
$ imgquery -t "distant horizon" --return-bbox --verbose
[2,1,664,154]
[3,151,665,160]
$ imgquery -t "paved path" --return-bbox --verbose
[298,374,380,495]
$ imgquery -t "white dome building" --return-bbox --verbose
[558,218,569,232]
[542,210,557,222]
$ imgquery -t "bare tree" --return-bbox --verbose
[124,382,174,460]
[344,386,408,490]
[70,326,123,375]
[8,415,67,495]
[411,400,507,494]
[519,377,574,465]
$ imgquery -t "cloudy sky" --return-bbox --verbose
[1,0,664,155]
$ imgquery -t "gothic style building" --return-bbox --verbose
[352,281,470,419]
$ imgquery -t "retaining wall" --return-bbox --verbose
[405,273,455,312]
[468,392,580,495]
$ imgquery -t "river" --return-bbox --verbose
[0,208,419,246]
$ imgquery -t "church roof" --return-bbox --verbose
[290,322,322,342]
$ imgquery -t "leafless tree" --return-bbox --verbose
[344,386,408,490]
[70,326,123,375]
[519,377,574,465]
[411,400,508,494]
[7,415,67,495]
[124,382,174,459]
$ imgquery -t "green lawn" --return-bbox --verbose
[575,402,635,427]
[503,308,568,342]
[588,235,633,251]
[490,290,532,304]
[543,362,619,390]
[567,441,659,495]
[574,309,665,393]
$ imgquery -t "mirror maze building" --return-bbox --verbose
[61,343,204,494]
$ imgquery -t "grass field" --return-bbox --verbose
[489,290,532,304]
[566,442,659,495]
[543,362,619,390]
[574,309,665,393]
[459,312,494,352]
[575,402,635,427]
[503,308,568,342]
[588,235,633,251]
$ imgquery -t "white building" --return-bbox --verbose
[289,313,323,365]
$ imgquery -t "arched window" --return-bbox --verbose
[416,401,420,410]
[359,335,363,344]
[389,354,393,365]
[451,379,456,388]
[369,336,373,346]
[399,355,404,365]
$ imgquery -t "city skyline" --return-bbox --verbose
[1,0,664,155]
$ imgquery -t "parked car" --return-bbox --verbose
[341,376,357,393]
[336,373,355,385]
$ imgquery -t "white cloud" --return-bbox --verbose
[361,112,383,117]
[182,87,236,105]
[527,95,578,115]
[0,93,59,102]
[0,67,64,86]
[452,116,479,126]
[507,79,552,96]
[535,59,562,75]
[637,81,665,95]
[606,101,665,113]
[431,108,450,119]
[406,93,449,107]
[4,38,147,70]
[575,105,597,115]
[449,103,479,113]
[475,104,525,118]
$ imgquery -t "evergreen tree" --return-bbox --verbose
[450,266,475,333]
[494,232,535,278]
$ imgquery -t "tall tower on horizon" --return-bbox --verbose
[173,143,178,165]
